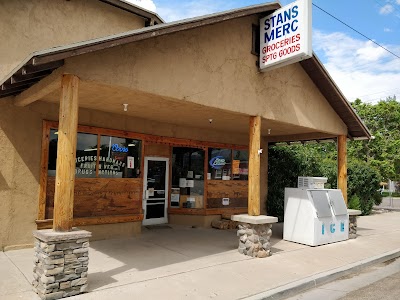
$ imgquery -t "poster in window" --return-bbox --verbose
[127,156,135,169]
[232,160,240,174]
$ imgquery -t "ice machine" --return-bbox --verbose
[283,180,349,246]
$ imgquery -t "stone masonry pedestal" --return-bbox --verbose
[231,214,278,258]
[33,228,92,300]
[348,209,361,239]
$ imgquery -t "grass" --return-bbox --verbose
[381,191,400,197]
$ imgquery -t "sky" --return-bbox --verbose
[127,0,400,103]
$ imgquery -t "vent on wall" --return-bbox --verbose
[298,177,327,189]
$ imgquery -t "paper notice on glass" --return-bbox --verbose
[179,178,187,188]
[186,180,194,188]
[187,170,194,178]
[171,193,180,203]
[146,188,154,198]
[127,156,135,169]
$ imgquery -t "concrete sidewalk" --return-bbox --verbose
[375,197,400,211]
[1,212,400,300]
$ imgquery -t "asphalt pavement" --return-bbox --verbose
[284,257,400,300]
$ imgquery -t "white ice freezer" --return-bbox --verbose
[284,188,349,246]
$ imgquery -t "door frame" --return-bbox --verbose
[142,156,169,226]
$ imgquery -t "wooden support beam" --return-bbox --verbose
[13,68,62,106]
[248,116,261,216]
[53,74,79,232]
[337,135,348,205]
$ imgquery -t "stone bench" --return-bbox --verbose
[348,209,362,239]
[231,214,278,258]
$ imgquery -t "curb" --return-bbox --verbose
[373,206,400,212]
[242,249,400,300]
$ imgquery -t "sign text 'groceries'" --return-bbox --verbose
[260,0,312,71]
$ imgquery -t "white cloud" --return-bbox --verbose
[313,30,400,102]
[380,4,394,15]
[384,27,393,32]
[124,0,156,12]
[156,0,232,22]
[397,0,400,5]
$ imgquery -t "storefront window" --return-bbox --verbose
[48,130,98,178]
[47,129,141,178]
[208,148,232,180]
[75,132,98,178]
[232,150,249,180]
[171,147,205,208]
[48,129,58,176]
[99,136,141,178]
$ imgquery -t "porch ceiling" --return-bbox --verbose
[40,80,328,140]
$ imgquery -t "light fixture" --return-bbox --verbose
[83,148,99,152]
[209,118,213,124]
[128,144,136,147]
[123,104,128,112]
[268,129,271,135]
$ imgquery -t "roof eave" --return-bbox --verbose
[99,0,165,25]
[300,54,372,140]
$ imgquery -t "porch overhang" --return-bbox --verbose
[17,77,342,144]
[0,1,371,141]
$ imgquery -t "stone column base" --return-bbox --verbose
[231,214,278,258]
[349,215,358,239]
[33,228,92,300]
[237,223,272,257]
[347,209,361,239]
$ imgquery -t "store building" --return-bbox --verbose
[0,1,370,250]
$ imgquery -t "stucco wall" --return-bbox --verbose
[0,0,146,81]
[64,15,348,136]
[0,98,249,249]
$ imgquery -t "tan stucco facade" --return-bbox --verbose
[0,0,146,81]
[0,98,249,249]
[61,15,347,137]
[0,7,352,249]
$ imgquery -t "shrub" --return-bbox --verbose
[348,195,361,211]
[266,146,305,222]
[347,160,382,215]
[266,146,325,221]
[266,146,382,220]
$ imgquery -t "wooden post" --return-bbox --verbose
[53,75,79,232]
[337,135,348,205]
[248,116,261,216]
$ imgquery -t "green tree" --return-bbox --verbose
[350,96,400,180]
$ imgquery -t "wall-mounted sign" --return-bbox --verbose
[259,0,312,71]
[209,156,226,169]
[111,143,129,153]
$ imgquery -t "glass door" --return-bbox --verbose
[142,157,169,225]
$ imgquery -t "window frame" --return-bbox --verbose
[46,121,144,179]
[38,120,249,221]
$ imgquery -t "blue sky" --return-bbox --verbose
[128,0,400,103]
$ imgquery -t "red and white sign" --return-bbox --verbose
[127,156,135,169]
[260,0,312,71]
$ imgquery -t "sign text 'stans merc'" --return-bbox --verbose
[260,0,312,70]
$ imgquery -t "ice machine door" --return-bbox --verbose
[328,190,348,216]
[309,190,332,218]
